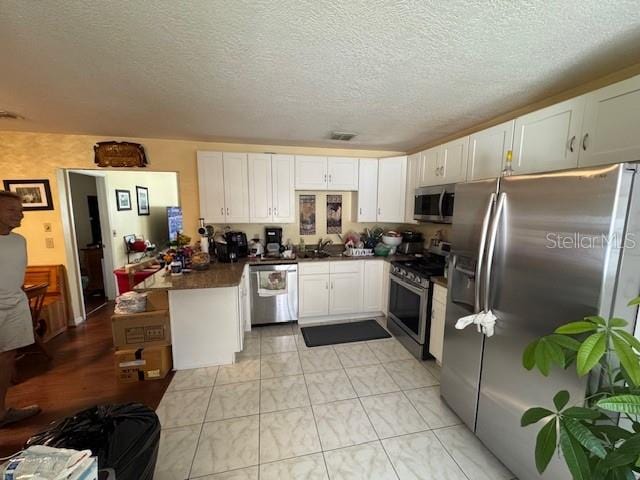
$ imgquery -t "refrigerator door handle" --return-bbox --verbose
[484,192,507,313]
[475,193,496,313]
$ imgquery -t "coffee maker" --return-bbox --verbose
[265,227,283,258]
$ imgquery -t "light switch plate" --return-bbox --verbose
[45,237,54,249]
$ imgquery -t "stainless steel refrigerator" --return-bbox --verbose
[441,163,640,480]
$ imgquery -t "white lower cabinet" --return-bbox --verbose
[299,274,330,318]
[330,272,363,315]
[429,284,447,364]
[363,260,385,312]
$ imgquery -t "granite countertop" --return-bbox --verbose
[134,254,413,292]
[431,276,448,288]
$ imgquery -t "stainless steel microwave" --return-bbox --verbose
[414,184,456,223]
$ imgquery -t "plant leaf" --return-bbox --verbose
[559,426,591,480]
[521,407,554,426]
[556,321,599,335]
[563,406,601,420]
[562,417,607,459]
[554,391,570,411]
[586,315,607,326]
[535,339,552,376]
[547,340,566,367]
[591,425,633,443]
[610,318,628,328]
[577,332,606,377]
[615,330,640,353]
[548,334,582,351]
[535,418,558,474]
[523,339,539,370]
[628,297,640,306]
[618,434,640,456]
[597,395,640,414]
[612,335,640,387]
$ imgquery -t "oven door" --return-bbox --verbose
[388,274,428,344]
[414,184,456,223]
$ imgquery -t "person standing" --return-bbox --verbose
[0,191,40,428]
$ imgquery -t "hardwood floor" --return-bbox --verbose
[0,303,173,457]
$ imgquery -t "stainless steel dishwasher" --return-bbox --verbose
[250,264,298,325]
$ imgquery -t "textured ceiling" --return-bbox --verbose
[1,0,640,151]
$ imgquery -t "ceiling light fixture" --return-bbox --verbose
[329,131,357,141]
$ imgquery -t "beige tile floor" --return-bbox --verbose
[154,320,516,480]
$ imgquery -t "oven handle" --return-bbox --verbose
[438,189,445,221]
[390,274,428,297]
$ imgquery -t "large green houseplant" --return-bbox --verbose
[521,296,640,479]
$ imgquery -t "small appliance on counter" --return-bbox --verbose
[224,231,248,258]
[398,231,424,255]
[214,236,237,263]
[265,227,283,258]
[249,238,264,258]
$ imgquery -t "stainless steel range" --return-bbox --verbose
[387,254,446,360]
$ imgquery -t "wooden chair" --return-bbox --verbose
[22,283,52,359]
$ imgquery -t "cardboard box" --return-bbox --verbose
[145,290,169,311]
[111,309,171,349]
[115,345,172,383]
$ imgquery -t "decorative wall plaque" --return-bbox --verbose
[94,141,148,167]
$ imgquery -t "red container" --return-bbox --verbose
[113,268,159,295]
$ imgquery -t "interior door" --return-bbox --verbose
[357,158,378,222]
[197,151,225,223]
[248,153,273,223]
[272,154,295,223]
[377,156,406,222]
[223,153,250,223]
[327,157,359,190]
[467,121,514,181]
[579,75,640,167]
[475,166,626,480]
[440,178,499,430]
[512,96,585,175]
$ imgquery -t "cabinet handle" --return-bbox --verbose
[435,167,439,176]
[439,166,444,176]
[582,133,589,151]
[324,174,327,182]
[227,207,230,215]
[325,281,328,290]
[359,207,362,215]
[221,207,224,215]
[268,208,271,216]
[569,135,576,153]
[331,281,334,290]
[378,208,381,215]
[274,208,278,216]
[329,174,332,183]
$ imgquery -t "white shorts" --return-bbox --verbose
[0,296,34,353]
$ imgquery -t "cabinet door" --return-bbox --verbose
[197,151,226,223]
[362,260,384,312]
[223,153,250,223]
[295,155,327,190]
[356,158,378,222]
[512,96,585,175]
[327,157,359,190]
[272,154,295,223]
[299,274,330,318]
[248,153,273,223]
[441,137,469,184]
[467,121,514,181]
[377,156,407,222]
[420,146,441,186]
[404,153,420,224]
[330,272,363,315]
[579,75,640,167]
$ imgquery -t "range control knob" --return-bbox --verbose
[407,273,416,282]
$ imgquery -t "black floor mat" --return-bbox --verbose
[301,320,391,347]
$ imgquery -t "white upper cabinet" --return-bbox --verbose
[512,96,585,175]
[295,156,328,190]
[377,156,407,222]
[271,154,295,223]
[223,153,250,223]
[579,75,640,167]
[419,146,441,187]
[327,157,359,190]
[405,153,420,223]
[356,158,378,222]
[467,121,514,181]
[197,151,226,223]
[440,136,469,184]
[248,153,273,223]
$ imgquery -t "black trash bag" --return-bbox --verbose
[25,403,160,480]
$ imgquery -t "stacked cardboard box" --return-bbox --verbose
[111,290,172,383]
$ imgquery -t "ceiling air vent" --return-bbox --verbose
[0,110,24,120]
[329,131,357,141]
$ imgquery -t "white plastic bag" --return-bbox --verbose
[114,291,147,314]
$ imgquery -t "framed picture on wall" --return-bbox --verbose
[3,179,54,211]
[115,189,132,211]
[136,186,149,215]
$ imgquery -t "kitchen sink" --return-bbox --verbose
[298,250,342,259]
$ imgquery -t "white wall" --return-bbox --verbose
[104,171,179,268]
